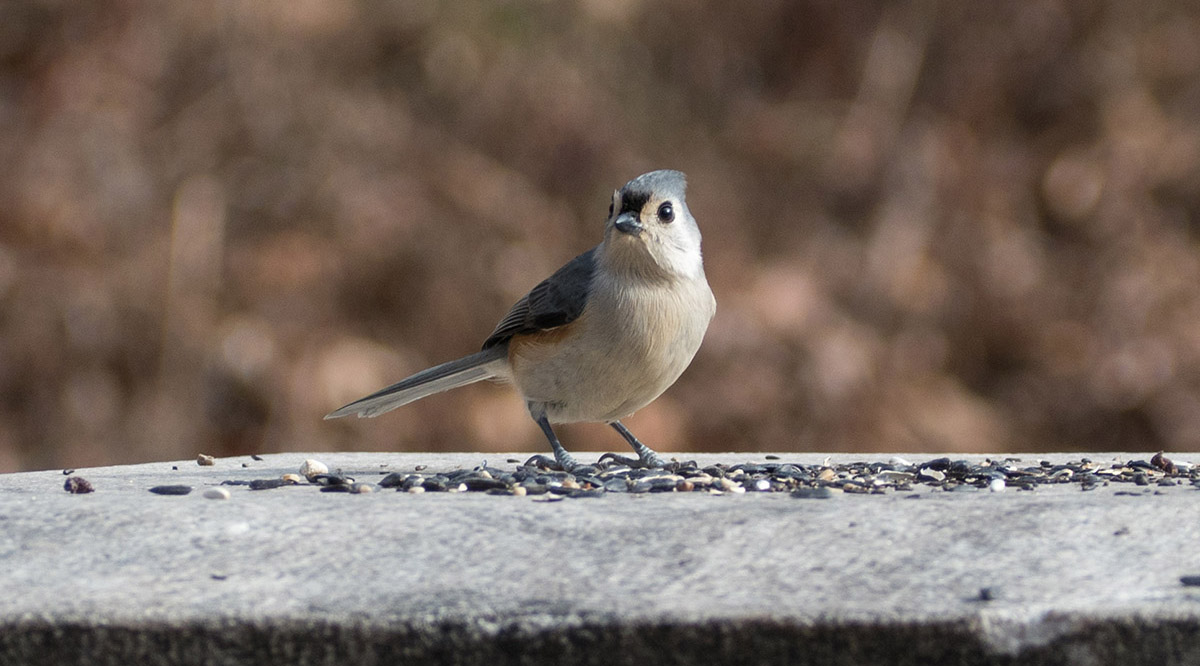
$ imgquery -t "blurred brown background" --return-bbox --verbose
[2,0,1199,472]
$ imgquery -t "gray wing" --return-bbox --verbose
[482,248,597,349]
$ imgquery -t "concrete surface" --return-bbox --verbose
[2,452,1200,665]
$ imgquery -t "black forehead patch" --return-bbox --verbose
[618,190,651,215]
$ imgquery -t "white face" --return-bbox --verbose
[604,175,704,280]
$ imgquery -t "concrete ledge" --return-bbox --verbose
[3,452,1200,665]
[8,617,1200,666]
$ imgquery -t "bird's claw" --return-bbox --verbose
[598,451,667,469]
[524,453,578,473]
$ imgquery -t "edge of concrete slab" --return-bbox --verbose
[4,613,1200,666]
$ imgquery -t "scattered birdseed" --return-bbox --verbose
[299,459,329,480]
[197,454,216,466]
[378,472,406,488]
[251,454,264,461]
[149,485,192,496]
[312,473,354,487]
[462,477,508,492]
[249,479,290,490]
[133,455,1200,500]
[1181,576,1200,587]
[63,476,93,494]
[1151,452,1178,476]
[919,468,946,482]
[62,469,75,475]
[203,487,231,500]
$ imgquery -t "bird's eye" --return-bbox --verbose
[657,202,674,223]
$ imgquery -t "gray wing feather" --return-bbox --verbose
[482,248,597,349]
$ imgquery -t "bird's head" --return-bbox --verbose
[602,170,703,281]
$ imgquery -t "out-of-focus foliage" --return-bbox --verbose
[2,0,1199,471]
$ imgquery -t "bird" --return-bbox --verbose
[325,170,716,471]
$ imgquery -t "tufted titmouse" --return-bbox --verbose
[325,170,716,471]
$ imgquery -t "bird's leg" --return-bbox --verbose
[527,411,579,472]
[602,421,667,469]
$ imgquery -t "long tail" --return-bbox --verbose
[324,347,508,419]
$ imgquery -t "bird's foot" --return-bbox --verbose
[606,421,670,469]
[523,452,579,473]
[598,451,667,469]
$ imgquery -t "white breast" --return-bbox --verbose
[511,273,715,424]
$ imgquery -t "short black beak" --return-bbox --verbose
[614,213,643,235]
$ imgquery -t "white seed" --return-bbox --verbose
[406,485,426,494]
[919,468,946,482]
[197,454,216,466]
[203,487,231,500]
[280,473,303,484]
[299,459,329,480]
[989,478,1006,493]
[512,486,527,497]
